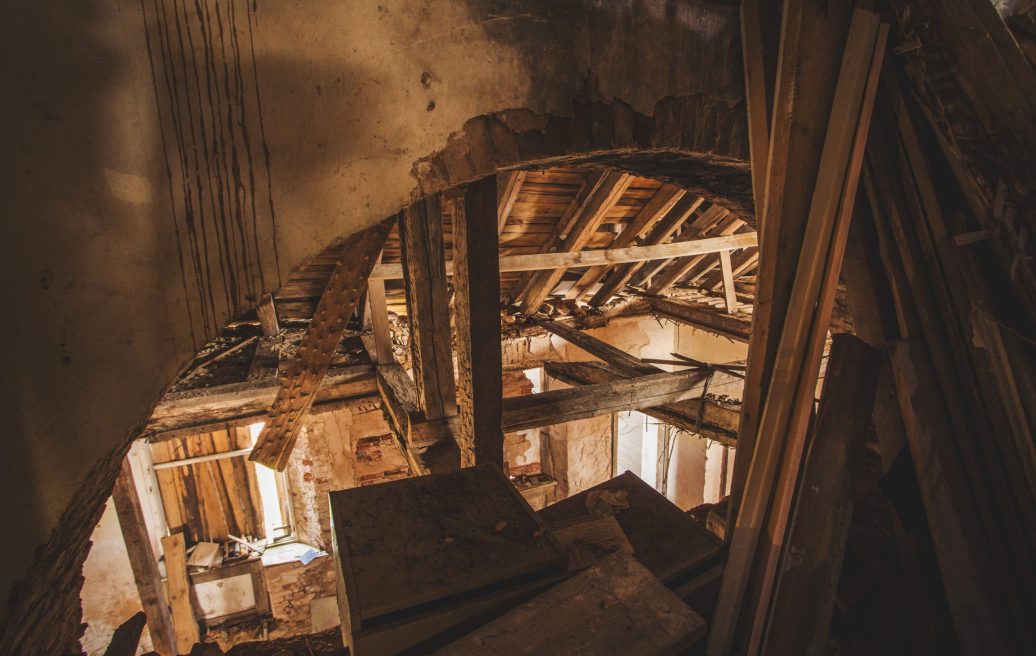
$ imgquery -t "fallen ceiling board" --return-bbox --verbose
[434,553,706,656]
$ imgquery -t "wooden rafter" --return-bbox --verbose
[454,177,504,467]
[496,170,527,235]
[249,219,392,470]
[590,194,704,306]
[399,196,458,419]
[651,296,752,343]
[646,211,744,295]
[519,170,633,315]
[564,184,687,301]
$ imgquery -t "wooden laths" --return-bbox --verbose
[708,6,886,654]
[250,218,392,470]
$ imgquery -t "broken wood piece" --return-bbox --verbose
[250,218,392,470]
[186,541,222,569]
[161,532,199,654]
[650,296,752,343]
[256,293,279,336]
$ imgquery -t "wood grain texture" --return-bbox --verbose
[250,218,392,470]
[160,533,199,654]
[111,460,176,656]
[453,178,504,467]
[400,197,458,419]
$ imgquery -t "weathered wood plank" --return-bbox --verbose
[111,460,176,656]
[370,231,757,280]
[453,178,505,467]
[762,334,881,655]
[719,250,738,313]
[650,297,752,343]
[256,293,279,337]
[545,361,738,445]
[496,170,527,234]
[160,533,198,654]
[250,219,392,470]
[400,197,457,419]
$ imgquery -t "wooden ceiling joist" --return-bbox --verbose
[249,219,392,470]
[399,195,458,419]
[519,170,633,315]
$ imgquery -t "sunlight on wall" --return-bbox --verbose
[249,422,286,541]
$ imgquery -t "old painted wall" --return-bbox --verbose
[0,0,745,647]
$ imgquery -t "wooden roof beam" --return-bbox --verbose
[589,194,704,306]
[564,184,687,301]
[651,296,752,343]
[249,218,392,470]
[496,170,527,235]
[519,170,633,315]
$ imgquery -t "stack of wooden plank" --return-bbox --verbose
[328,464,567,655]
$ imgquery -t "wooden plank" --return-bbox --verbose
[761,334,881,655]
[366,251,395,365]
[591,195,705,305]
[160,533,199,654]
[726,0,858,540]
[111,459,176,656]
[719,250,737,313]
[701,249,759,292]
[496,170,527,234]
[565,184,687,300]
[545,361,738,445]
[520,171,633,314]
[501,369,711,438]
[453,178,505,467]
[399,197,457,419]
[250,219,392,470]
[650,296,752,343]
[256,293,279,336]
[741,0,781,219]
[103,611,147,656]
[371,231,757,280]
[436,554,706,656]
[533,319,655,375]
[711,10,885,653]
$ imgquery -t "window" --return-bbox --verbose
[151,424,293,547]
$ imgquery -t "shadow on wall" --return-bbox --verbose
[0,0,748,652]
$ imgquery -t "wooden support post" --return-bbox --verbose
[250,219,392,470]
[761,334,880,654]
[160,533,199,654]
[520,171,633,314]
[400,196,458,418]
[256,293,279,336]
[111,459,176,656]
[453,177,505,467]
[719,250,738,313]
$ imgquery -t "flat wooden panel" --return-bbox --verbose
[160,533,199,654]
[453,178,504,467]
